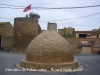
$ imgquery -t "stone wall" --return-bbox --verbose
[65,38,81,54]
[0,22,14,50]
[0,23,4,36]
[2,36,13,50]
[58,27,75,37]
[13,17,41,53]
[47,22,57,31]
[0,22,14,37]
[58,29,64,35]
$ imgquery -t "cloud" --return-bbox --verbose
[0,0,100,30]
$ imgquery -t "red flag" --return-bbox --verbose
[23,4,31,12]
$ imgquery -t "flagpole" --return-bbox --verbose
[28,4,33,17]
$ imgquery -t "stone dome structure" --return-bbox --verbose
[20,30,79,71]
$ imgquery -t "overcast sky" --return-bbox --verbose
[0,0,100,31]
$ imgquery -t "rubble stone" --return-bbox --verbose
[12,17,41,53]
[66,38,81,54]
[20,30,79,71]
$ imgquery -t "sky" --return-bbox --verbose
[0,0,100,31]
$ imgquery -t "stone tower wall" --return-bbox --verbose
[47,22,57,31]
[13,17,41,53]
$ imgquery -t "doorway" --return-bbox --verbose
[0,36,1,49]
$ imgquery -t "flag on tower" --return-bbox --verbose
[23,4,31,12]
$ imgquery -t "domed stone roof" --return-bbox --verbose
[26,30,74,63]
[20,30,79,71]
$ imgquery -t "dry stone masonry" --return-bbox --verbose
[13,17,41,53]
[47,22,57,31]
[66,38,81,54]
[20,30,79,71]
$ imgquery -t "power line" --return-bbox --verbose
[0,11,100,22]
[0,4,100,9]
[40,11,100,22]
[57,11,100,26]
[0,4,25,7]
[58,18,83,26]
[57,12,100,26]
[0,17,13,20]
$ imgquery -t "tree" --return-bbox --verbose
[67,28,72,37]
[67,32,72,37]
[29,12,40,19]
[63,27,73,38]
[63,27,67,37]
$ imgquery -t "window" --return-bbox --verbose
[79,34,87,38]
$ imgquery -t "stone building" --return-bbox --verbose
[74,30,100,54]
[13,17,41,53]
[87,33,100,38]
[58,27,75,37]
[58,29,63,35]
[74,31,93,38]
[86,32,100,54]
[47,22,57,31]
[0,22,14,50]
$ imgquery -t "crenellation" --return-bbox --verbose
[47,22,57,31]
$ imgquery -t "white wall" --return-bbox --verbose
[81,47,91,54]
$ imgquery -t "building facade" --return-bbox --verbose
[74,30,100,54]
[47,22,57,31]
[0,22,14,50]
[87,33,100,38]
[74,31,93,38]
[58,27,75,37]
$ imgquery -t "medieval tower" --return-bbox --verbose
[47,22,57,31]
[13,17,41,53]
